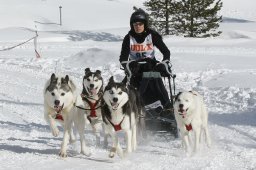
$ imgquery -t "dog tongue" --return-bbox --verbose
[90,89,97,95]
[111,102,118,109]
[178,109,186,117]
[54,104,63,113]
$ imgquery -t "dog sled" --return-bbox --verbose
[122,58,178,138]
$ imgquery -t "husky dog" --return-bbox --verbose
[102,76,142,158]
[81,68,107,147]
[44,73,90,157]
[174,91,211,154]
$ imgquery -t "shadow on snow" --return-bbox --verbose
[209,110,256,145]
[51,31,123,42]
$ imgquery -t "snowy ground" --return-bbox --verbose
[0,0,256,170]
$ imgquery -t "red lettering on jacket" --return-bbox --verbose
[131,44,153,52]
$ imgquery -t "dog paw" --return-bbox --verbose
[123,149,132,158]
[117,149,124,159]
[191,151,199,157]
[69,135,76,144]
[109,147,116,158]
[109,152,115,158]
[207,140,212,148]
[103,141,108,149]
[81,150,91,157]
[122,151,129,158]
[95,136,101,146]
[59,151,67,158]
[69,139,76,144]
[52,128,59,137]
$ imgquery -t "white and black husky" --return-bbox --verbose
[44,73,91,157]
[81,68,107,147]
[102,76,143,158]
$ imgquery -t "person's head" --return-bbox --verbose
[130,9,148,34]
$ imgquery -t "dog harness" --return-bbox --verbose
[87,100,98,117]
[181,112,193,131]
[55,113,64,121]
[185,124,192,131]
[184,91,197,131]
[107,116,125,131]
[81,94,102,118]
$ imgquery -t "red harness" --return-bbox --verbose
[81,94,102,118]
[107,116,125,131]
[181,113,192,131]
[185,124,192,131]
[87,101,98,117]
[55,113,64,121]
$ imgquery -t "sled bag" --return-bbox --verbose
[139,72,170,111]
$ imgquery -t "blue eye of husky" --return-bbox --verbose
[109,90,113,94]
[95,79,98,82]
[51,92,55,96]
[61,93,65,96]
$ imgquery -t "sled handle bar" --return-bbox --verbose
[120,60,135,82]
[121,60,175,83]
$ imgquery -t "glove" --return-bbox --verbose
[128,60,139,75]
[155,60,171,77]
[162,60,171,67]
[143,57,157,66]
[138,58,157,71]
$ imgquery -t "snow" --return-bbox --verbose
[0,0,256,169]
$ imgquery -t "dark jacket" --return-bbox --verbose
[119,28,170,65]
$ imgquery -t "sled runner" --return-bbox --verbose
[122,58,178,138]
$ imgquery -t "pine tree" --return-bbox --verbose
[173,0,223,37]
[144,0,175,35]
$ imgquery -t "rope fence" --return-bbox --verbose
[0,30,41,58]
[0,6,63,59]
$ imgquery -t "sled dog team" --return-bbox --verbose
[44,68,211,158]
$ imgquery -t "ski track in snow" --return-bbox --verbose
[0,42,256,170]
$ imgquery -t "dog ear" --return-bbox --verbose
[109,76,114,84]
[95,70,101,75]
[174,92,182,101]
[189,91,197,96]
[50,73,56,82]
[68,78,77,93]
[85,68,90,75]
[61,75,69,85]
[65,75,69,82]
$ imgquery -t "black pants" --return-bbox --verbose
[129,74,170,109]
[127,61,171,109]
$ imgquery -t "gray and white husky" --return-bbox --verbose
[44,73,90,157]
[81,68,107,147]
[101,76,143,158]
